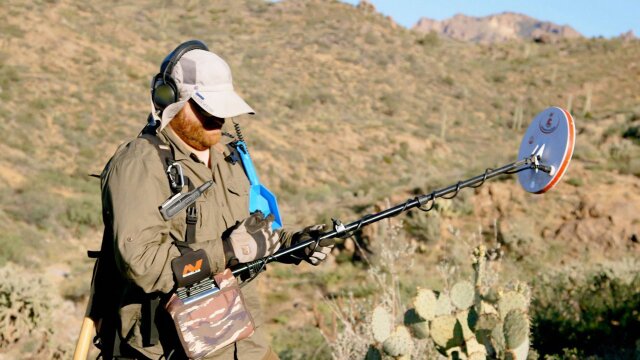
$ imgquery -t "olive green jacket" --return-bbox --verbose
[101,126,269,359]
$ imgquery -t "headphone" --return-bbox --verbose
[151,40,209,113]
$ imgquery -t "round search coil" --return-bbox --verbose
[517,106,575,194]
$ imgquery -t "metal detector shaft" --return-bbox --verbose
[231,156,538,276]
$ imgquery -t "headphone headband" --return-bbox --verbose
[159,40,209,82]
[152,40,210,113]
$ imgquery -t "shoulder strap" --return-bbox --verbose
[138,131,198,252]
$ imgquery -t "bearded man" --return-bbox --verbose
[97,40,334,360]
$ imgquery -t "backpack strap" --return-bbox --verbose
[137,130,201,347]
[139,134,180,193]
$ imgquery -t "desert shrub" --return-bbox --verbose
[272,325,330,360]
[59,196,103,235]
[0,263,68,358]
[496,216,541,258]
[622,125,640,144]
[5,186,60,230]
[531,262,640,359]
[0,233,25,266]
[416,31,440,47]
[404,211,441,243]
[319,222,439,359]
[607,140,640,176]
[0,264,51,349]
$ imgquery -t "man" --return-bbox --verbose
[99,41,333,359]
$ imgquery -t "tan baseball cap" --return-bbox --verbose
[157,49,254,130]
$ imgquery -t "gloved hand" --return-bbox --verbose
[278,224,335,266]
[223,211,281,266]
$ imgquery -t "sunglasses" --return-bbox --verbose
[190,99,221,120]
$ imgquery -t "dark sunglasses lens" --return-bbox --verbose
[195,103,213,117]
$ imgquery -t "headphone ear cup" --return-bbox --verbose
[153,83,176,111]
[152,77,178,111]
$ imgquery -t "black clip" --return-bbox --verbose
[225,142,241,164]
[186,207,198,225]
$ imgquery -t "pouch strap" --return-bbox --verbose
[184,179,197,245]
[141,297,160,347]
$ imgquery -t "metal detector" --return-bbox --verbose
[231,106,576,277]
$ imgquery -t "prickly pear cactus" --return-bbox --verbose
[372,305,393,343]
[382,326,414,357]
[413,288,437,321]
[434,292,453,317]
[430,314,459,349]
[365,246,532,359]
[404,308,429,339]
[503,310,529,350]
[451,281,475,310]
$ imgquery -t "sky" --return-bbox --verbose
[341,0,639,38]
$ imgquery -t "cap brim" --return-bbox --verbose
[160,99,188,131]
[191,90,255,119]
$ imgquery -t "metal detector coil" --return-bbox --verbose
[517,107,575,194]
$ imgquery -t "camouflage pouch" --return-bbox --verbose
[165,269,255,359]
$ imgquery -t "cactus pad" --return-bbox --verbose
[498,291,528,319]
[404,308,429,339]
[477,300,498,316]
[503,310,529,349]
[490,322,506,355]
[476,313,500,331]
[468,352,486,360]
[466,337,487,358]
[451,280,475,310]
[382,325,414,357]
[455,310,474,341]
[372,305,393,343]
[430,315,462,349]
[505,337,530,360]
[413,288,437,321]
[434,292,453,317]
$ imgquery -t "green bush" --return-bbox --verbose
[59,197,103,235]
[622,125,640,145]
[531,264,640,358]
[0,264,51,349]
[272,325,330,360]
[0,233,25,266]
[0,263,69,357]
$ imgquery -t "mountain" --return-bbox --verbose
[413,12,582,43]
[619,29,637,41]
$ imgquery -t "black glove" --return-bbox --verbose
[278,224,335,266]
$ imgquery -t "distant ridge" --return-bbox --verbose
[412,12,582,43]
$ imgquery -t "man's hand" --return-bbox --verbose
[223,211,280,266]
[279,224,335,266]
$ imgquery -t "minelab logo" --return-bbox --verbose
[182,260,203,277]
[539,112,559,134]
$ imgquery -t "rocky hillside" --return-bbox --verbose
[413,12,582,43]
